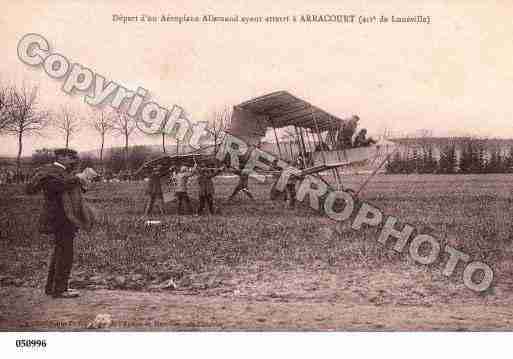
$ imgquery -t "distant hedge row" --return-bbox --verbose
[31,146,154,175]
[386,142,513,174]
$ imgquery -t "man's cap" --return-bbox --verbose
[54,148,79,158]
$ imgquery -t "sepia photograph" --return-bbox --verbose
[1,0,512,356]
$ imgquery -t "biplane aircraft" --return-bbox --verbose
[136,91,396,198]
[226,91,396,195]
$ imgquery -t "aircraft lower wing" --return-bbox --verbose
[312,143,396,172]
[299,160,369,176]
[256,161,366,177]
[134,153,218,177]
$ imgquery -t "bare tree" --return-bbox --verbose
[0,85,14,132]
[90,109,113,162]
[207,106,231,153]
[3,85,49,176]
[53,106,81,149]
[111,108,136,170]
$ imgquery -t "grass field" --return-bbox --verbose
[2,173,513,329]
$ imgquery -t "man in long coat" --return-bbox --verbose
[25,148,82,298]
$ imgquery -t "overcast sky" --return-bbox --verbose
[1,0,512,156]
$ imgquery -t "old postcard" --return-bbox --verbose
[1,0,512,356]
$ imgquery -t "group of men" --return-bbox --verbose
[144,164,256,216]
[142,155,307,216]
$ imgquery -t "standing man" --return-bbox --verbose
[25,148,82,299]
[337,115,359,149]
[174,165,195,214]
[227,168,254,201]
[144,165,166,215]
[283,157,306,209]
[286,174,299,209]
[196,166,224,215]
[353,128,376,147]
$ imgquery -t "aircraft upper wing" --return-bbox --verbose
[235,91,346,131]
[228,91,348,146]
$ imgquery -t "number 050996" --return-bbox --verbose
[16,339,47,348]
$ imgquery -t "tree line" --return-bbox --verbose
[386,139,513,174]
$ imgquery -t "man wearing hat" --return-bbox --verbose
[25,148,82,298]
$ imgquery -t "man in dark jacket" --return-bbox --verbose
[144,165,166,215]
[337,115,359,149]
[196,166,224,214]
[285,174,300,209]
[25,148,82,299]
[353,129,376,147]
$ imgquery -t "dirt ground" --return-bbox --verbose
[2,264,513,331]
